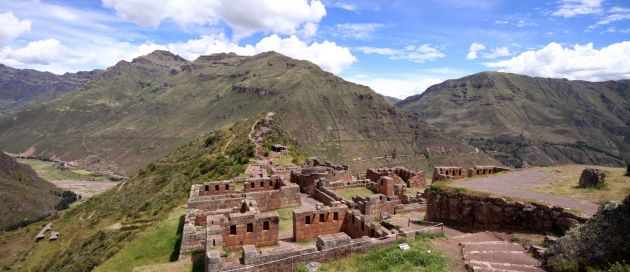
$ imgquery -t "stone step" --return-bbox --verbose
[463,242,525,253]
[464,252,540,266]
[468,260,545,272]
[451,231,502,244]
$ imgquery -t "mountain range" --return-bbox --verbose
[397,72,630,167]
[0,64,101,116]
[0,51,489,174]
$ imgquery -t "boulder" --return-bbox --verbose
[578,168,605,188]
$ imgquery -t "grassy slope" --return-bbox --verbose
[94,207,186,272]
[0,51,492,175]
[0,114,259,271]
[397,72,630,167]
[0,113,308,271]
[0,152,62,230]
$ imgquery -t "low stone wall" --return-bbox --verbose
[208,234,396,272]
[353,194,402,218]
[425,188,587,232]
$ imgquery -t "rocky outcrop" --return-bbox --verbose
[578,168,606,188]
[425,188,586,233]
[543,194,630,271]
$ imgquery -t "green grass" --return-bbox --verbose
[94,207,186,272]
[277,206,296,236]
[334,187,375,200]
[319,232,450,272]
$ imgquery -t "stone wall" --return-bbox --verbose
[342,211,388,238]
[199,181,238,196]
[245,181,300,211]
[293,205,347,241]
[432,167,465,181]
[425,188,587,232]
[467,166,510,177]
[352,194,401,218]
[242,176,282,192]
[220,211,279,250]
[208,234,394,272]
[290,161,352,195]
[365,167,427,188]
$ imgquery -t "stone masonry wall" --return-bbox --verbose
[366,167,427,188]
[221,212,279,250]
[432,167,465,181]
[293,205,347,241]
[425,188,587,232]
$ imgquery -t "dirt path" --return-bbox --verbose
[450,168,598,216]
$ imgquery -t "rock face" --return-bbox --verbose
[578,168,606,188]
[544,194,630,271]
[626,163,629,176]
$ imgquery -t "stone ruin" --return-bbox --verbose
[182,158,438,272]
[578,168,606,188]
[432,165,510,181]
[365,167,427,188]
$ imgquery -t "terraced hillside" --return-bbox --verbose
[0,51,490,174]
[397,72,630,167]
[0,152,63,230]
[0,64,101,116]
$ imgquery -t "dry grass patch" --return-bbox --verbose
[536,165,630,204]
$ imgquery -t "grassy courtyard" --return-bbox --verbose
[317,232,450,272]
[334,187,375,200]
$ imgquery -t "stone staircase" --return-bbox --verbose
[451,232,545,272]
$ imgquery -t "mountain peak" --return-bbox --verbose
[131,50,189,67]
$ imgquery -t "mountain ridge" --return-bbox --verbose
[397,71,630,166]
[0,50,492,174]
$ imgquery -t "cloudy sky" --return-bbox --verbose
[0,0,628,98]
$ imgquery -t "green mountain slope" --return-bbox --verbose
[0,113,289,271]
[397,72,630,166]
[383,95,402,105]
[0,51,486,174]
[0,64,101,116]
[0,152,63,230]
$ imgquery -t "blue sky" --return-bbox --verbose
[0,0,628,98]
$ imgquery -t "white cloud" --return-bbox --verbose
[128,34,356,74]
[329,1,358,12]
[344,68,466,99]
[516,19,536,27]
[467,43,511,60]
[484,41,630,81]
[588,7,630,29]
[552,0,604,18]
[357,44,445,63]
[466,42,486,60]
[5,39,64,65]
[334,23,383,40]
[0,12,31,47]
[481,46,511,59]
[346,74,444,99]
[101,0,326,39]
